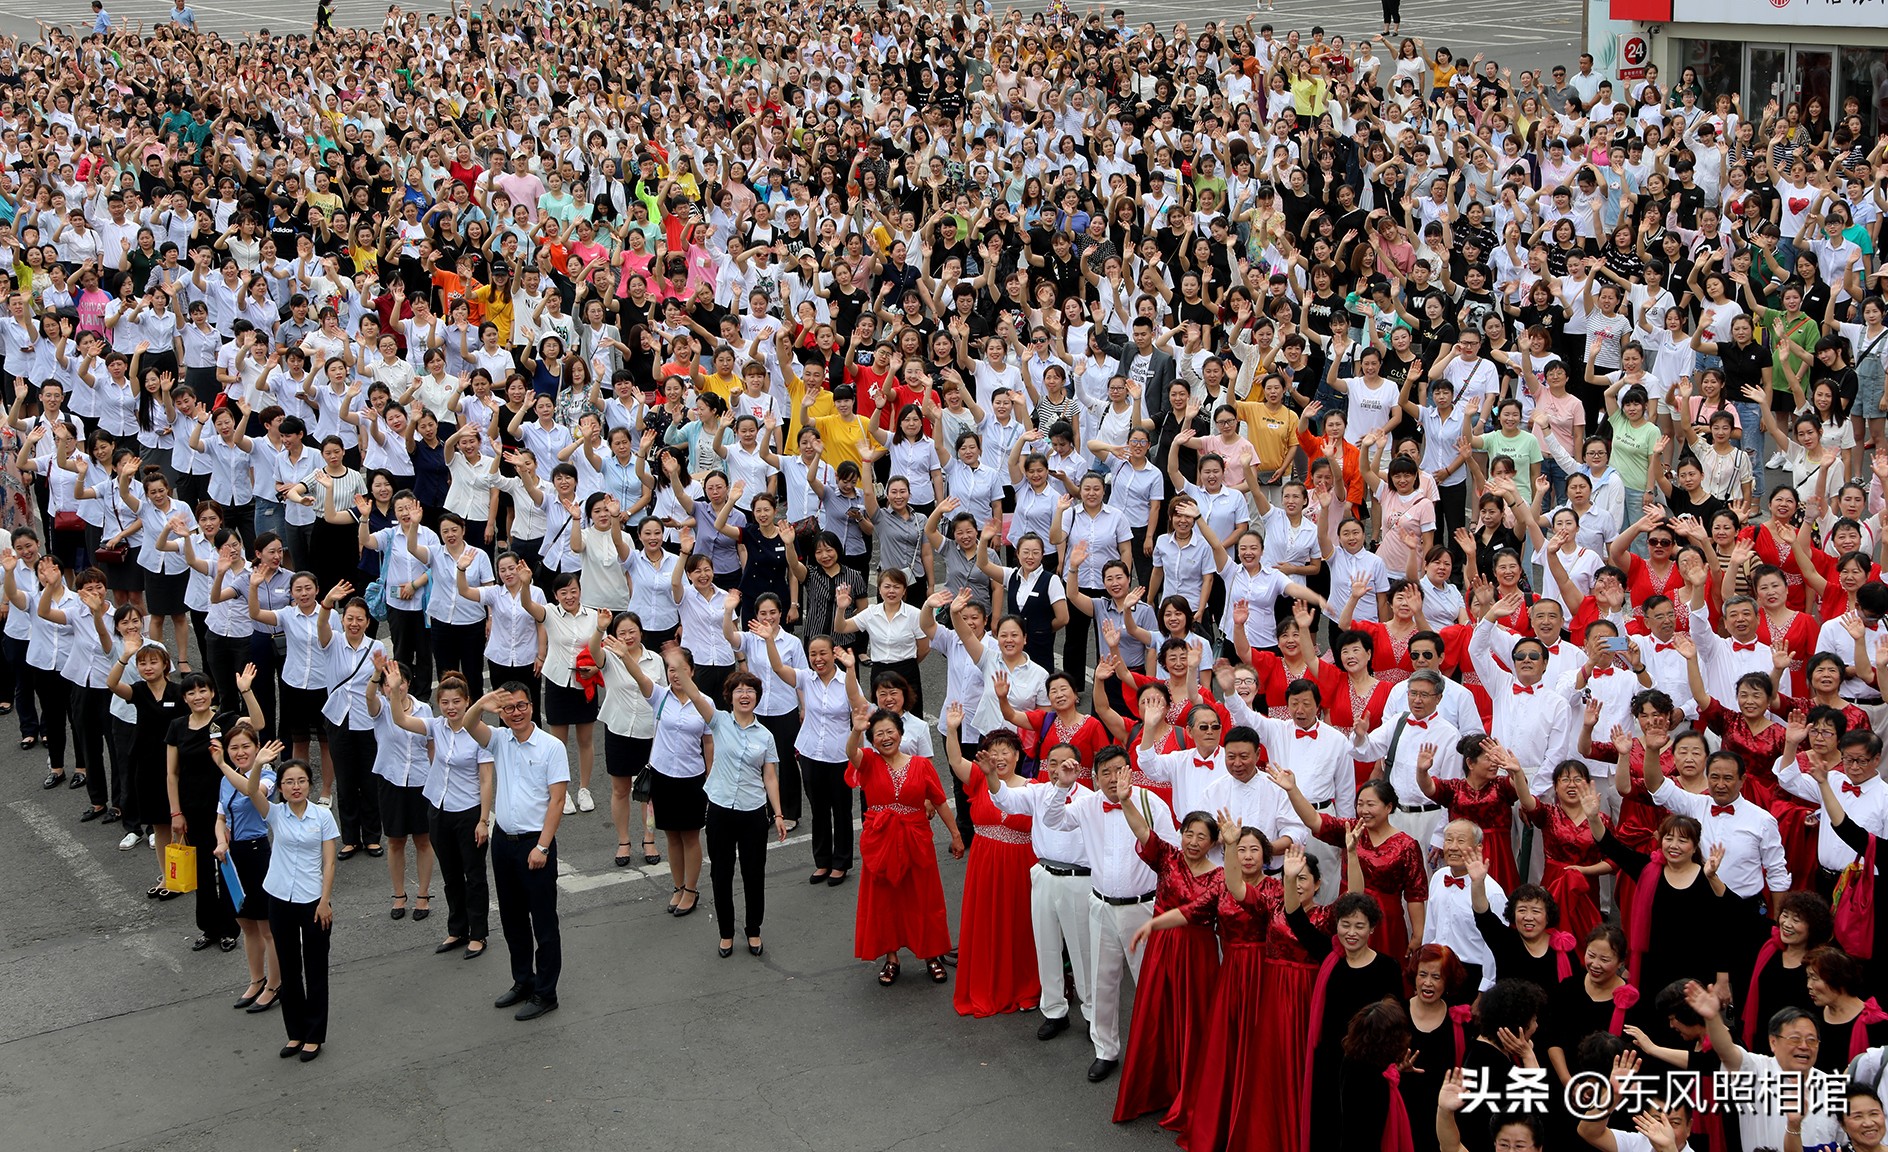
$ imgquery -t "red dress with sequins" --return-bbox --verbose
[1528,803,1611,945]
[1697,701,1790,801]
[1350,619,1417,686]
[1757,609,1817,700]
[953,774,1040,1018]
[1115,837,1224,1126]
[1430,775,1521,890]
[1312,815,1428,960]
[1254,888,1327,1152]
[849,751,953,961]
[1178,879,1278,1152]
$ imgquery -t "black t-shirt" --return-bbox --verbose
[1718,340,1772,396]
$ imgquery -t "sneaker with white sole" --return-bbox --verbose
[1766,451,1787,469]
[563,791,577,815]
[146,832,156,848]
[577,787,595,813]
[117,831,140,851]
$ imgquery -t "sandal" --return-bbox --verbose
[925,957,949,984]
[665,886,682,914]
[878,958,901,986]
[642,834,660,865]
[390,892,408,921]
[412,894,431,921]
[614,841,634,868]
[672,886,700,917]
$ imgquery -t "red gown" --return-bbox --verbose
[1350,619,1417,686]
[1529,803,1610,945]
[1440,622,1494,730]
[1621,554,1692,631]
[1312,815,1428,960]
[1743,524,1809,612]
[1114,837,1223,1126]
[1698,700,1789,801]
[1430,776,1521,891]
[1178,879,1277,1152]
[1323,665,1394,791]
[1253,883,1326,1152]
[1015,708,1111,779]
[1756,609,1817,699]
[849,752,953,961]
[953,774,1040,1018]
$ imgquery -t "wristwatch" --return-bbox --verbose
[533,844,551,856]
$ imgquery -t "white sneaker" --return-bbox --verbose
[1766,451,1786,469]
[315,795,332,807]
[563,791,577,815]
[146,832,156,848]
[117,831,140,851]
[577,787,595,813]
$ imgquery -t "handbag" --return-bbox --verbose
[92,543,129,564]
[630,691,664,801]
[53,509,83,533]
[163,840,198,893]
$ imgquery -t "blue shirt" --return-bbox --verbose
[169,6,196,31]
[704,709,778,812]
[218,769,276,841]
[484,724,570,834]
[262,801,339,902]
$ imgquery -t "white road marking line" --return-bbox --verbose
[8,799,147,923]
[124,933,184,974]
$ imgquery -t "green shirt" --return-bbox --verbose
[1752,306,1819,393]
[1608,413,1661,490]
[1482,428,1543,476]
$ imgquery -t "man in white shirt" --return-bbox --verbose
[1814,588,1888,703]
[1687,592,1783,704]
[986,738,1094,1043]
[1424,820,1505,991]
[1631,596,1698,719]
[1685,981,1843,1152]
[1470,600,1575,797]
[470,680,569,1021]
[1199,724,1309,860]
[1039,747,1178,1083]
[1139,704,1228,824]
[1773,726,1888,877]
[1382,633,1483,735]
[1352,670,1463,851]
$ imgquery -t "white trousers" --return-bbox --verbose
[1087,895,1153,1061]
[1032,865,1094,1022]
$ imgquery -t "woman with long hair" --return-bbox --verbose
[167,666,264,953]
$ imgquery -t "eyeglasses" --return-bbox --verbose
[1194,722,1222,731]
[1648,537,1674,547]
[1513,652,1545,661]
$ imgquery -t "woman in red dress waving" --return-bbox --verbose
[846,704,964,986]
[941,705,1040,1018]
[1115,799,1223,1127]
[1517,760,1613,946]
[1275,770,1428,959]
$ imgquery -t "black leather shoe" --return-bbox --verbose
[514,995,558,1021]
[40,771,64,790]
[232,980,265,1009]
[717,943,734,958]
[298,1045,323,1062]
[278,1044,304,1059]
[1086,1058,1118,1083]
[245,988,280,1014]
[101,809,120,825]
[68,772,86,790]
[79,806,105,822]
[190,935,214,952]
[1037,1015,1070,1041]
[435,937,465,954]
[493,984,530,1009]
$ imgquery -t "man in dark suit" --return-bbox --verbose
[1100,316,1176,426]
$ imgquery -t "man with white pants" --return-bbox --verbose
[987,738,1095,1043]
[1039,745,1178,1083]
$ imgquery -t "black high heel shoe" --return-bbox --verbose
[748,938,764,957]
[717,941,734,958]
[672,887,700,917]
[232,979,266,1009]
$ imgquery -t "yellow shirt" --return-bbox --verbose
[700,371,740,404]
[471,285,515,345]
[1235,400,1299,471]
[811,412,870,469]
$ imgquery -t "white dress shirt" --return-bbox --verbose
[1382,677,1485,736]
[1470,619,1575,793]
[989,778,1092,867]
[1139,745,1228,826]
[483,724,571,835]
[1233,703,1354,816]
[1774,765,1888,872]
[1557,659,1642,780]
[1648,783,1791,898]
[1689,623,1778,706]
[1424,869,1507,990]
[1199,769,1311,852]
[1632,632,1699,718]
[423,715,494,813]
[474,583,546,667]
[1040,784,1179,899]
[1354,709,1464,809]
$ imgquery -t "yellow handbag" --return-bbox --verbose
[164,841,198,893]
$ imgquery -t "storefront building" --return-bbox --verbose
[1605,0,1888,132]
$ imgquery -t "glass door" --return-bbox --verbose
[1747,44,1788,112]
[1789,47,1834,121]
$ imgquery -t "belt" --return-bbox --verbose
[1399,801,1442,814]
[1094,890,1155,906]
[493,828,542,841]
[1310,799,1335,811]
[1040,861,1092,877]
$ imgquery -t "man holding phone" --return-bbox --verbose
[1563,618,1654,806]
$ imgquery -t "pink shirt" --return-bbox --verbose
[1534,390,1586,457]
[1375,481,1436,572]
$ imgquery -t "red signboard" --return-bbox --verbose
[1610,0,1672,19]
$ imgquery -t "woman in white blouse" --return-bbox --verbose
[247,568,335,800]
[830,568,931,714]
[600,611,666,868]
[539,572,601,817]
[760,623,855,886]
[624,516,681,650]
[950,594,1050,751]
[458,548,546,713]
[364,656,435,925]
[622,645,710,918]
[1050,474,1132,679]
[317,588,386,858]
[724,591,807,832]
[671,525,737,702]
[387,671,494,958]
[234,752,338,1062]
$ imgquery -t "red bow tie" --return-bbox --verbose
[1443,875,1466,888]
[1711,803,1737,817]
[1545,643,1561,654]
[1844,782,1866,798]
[1296,728,1319,740]
[1406,719,1428,729]
[1732,641,1760,652]
[1655,642,1677,653]
[1591,667,1615,678]
[1193,757,1216,770]
[1101,801,1122,813]
[1512,684,1534,695]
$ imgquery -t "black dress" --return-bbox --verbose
[1544,980,1625,1146]
[166,711,237,941]
[735,522,791,626]
[1455,1043,1523,1152]
[1592,827,1737,1038]
[1337,1056,1397,1152]
[1474,908,1566,994]
[1289,907,1407,1151]
[1403,1010,1458,1152]
[127,679,185,827]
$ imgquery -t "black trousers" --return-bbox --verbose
[800,756,853,871]
[282,523,315,572]
[1061,585,1106,684]
[706,802,769,939]
[1382,0,1401,21]
[182,804,237,941]
[108,716,136,823]
[204,632,250,724]
[1435,481,1469,571]
[3,634,39,737]
[245,633,281,741]
[386,607,433,697]
[491,832,561,999]
[487,661,539,713]
[759,713,801,821]
[327,723,380,846]
[268,896,331,1045]
[72,684,109,806]
[429,804,490,943]
[430,620,484,695]
[33,665,69,771]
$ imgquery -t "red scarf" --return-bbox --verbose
[572,646,606,702]
[1549,931,1578,982]
[1381,1065,1416,1152]
[1626,858,1664,987]
[1449,1003,1475,1066]
[1298,949,1344,1152]
[1610,984,1640,1035]
[1743,928,1785,1048]
[1852,998,1888,1060]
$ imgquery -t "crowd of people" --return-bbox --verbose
[5,0,1888,1146]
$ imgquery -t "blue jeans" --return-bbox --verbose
[253,499,286,541]
[1541,456,1569,508]
[1623,487,1648,558]
[1733,401,1766,499]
